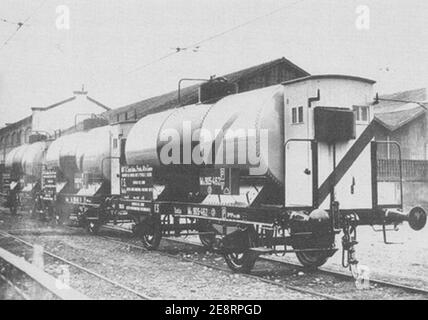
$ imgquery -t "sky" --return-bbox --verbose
[0,0,427,125]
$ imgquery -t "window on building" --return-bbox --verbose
[25,128,31,143]
[353,106,370,123]
[17,131,21,145]
[291,106,304,124]
[298,106,303,123]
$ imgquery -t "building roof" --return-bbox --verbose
[104,57,309,121]
[32,95,110,112]
[374,88,426,113]
[374,88,427,131]
[0,90,110,137]
[0,116,32,135]
[282,74,376,86]
[375,104,425,131]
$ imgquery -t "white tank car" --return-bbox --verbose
[45,136,63,169]
[125,104,212,167]
[5,144,29,174]
[125,85,284,184]
[45,131,88,176]
[45,126,112,180]
[199,85,284,183]
[21,141,48,178]
[75,125,112,180]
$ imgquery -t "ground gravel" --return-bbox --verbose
[1,207,427,299]
[0,209,316,299]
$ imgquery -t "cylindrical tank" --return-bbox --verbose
[5,147,19,169]
[21,141,48,178]
[199,85,284,183]
[76,126,112,180]
[45,132,88,181]
[45,137,63,169]
[60,132,87,173]
[126,104,212,166]
[5,144,29,174]
[125,84,284,184]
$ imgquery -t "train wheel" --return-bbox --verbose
[139,218,162,250]
[9,193,18,215]
[53,211,62,225]
[30,202,41,219]
[295,251,329,269]
[45,205,55,223]
[29,202,36,218]
[9,205,17,215]
[198,222,216,249]
[86,220,100,235]
[224,251,257,273]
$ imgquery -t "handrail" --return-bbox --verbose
[375,140,403,207]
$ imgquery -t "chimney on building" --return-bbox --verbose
[73,84,88,95]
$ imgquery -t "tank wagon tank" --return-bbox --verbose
[58,75,426,274]
[4,138,48,215]
[57,121,135,231]
[38,131,89,222]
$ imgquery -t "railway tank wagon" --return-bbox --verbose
[4,138,48,215]
[4,144,27,214]
[47,74,427,275]
[59,121,136,231]
[69,125,114,228]
[117,75,426,273]
[40,131,89,222]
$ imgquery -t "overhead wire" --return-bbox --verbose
[0,0,48,51]
[127,0,306,74]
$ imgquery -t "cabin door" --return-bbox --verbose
[284,140,314,207]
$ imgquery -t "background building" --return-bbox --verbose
[0,116,32,165]
[374,88,428,207]
[105,57,310,123]
[0,88,109,164]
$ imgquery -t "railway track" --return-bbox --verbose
[97,230,342,300]
[0,229,151,300]
[2,222,331,300]
[265,254,428,297]
[93,223,428,297]
[95,224,428,299]
[0,238,88,300]
[0,271,30,300]
[0,216,340,300]
[163,236,428,298]
[2,212,428,299]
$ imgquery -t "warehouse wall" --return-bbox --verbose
[0,116,32,164]
[375,116,427,160]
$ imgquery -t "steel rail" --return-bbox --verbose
[0,230,151,300]
[0,273,30,300]
[164,236,428,296]
[0,240,87,300]
[94,231,343,300]
[4,212,427,298]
